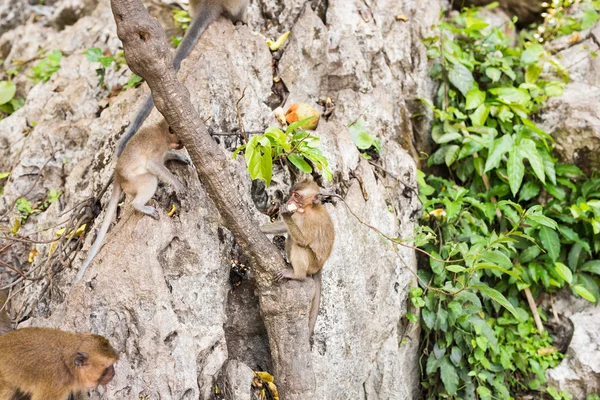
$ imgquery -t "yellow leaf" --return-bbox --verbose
[255,371,274,383]
[267,31,290,51]
[28,248,39,263]
[537,346,555,356]
[396,14,408,21]
[167,204,177,217]
[569,31,580,43]
[267,382,280,400]
[10,218,21,235]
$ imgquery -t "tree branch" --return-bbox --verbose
[109,1,316,397]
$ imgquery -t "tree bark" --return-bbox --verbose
[108,1,316,397]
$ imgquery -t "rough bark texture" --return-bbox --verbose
[0,0,437,398]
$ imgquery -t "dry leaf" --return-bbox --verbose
[167,204,177,217]
[396,14,408,21]
[28,248,39,263]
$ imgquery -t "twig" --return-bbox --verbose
[0,259,28,280]
[235,87,248,142]
[524,287,544,333]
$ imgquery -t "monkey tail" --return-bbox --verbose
[116,96,153,157]
[73,184,122,286]
[116,4,222,157]
[172,4,222,71]
[309,269,323,338]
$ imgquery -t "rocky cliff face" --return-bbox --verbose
[0,0,440,398]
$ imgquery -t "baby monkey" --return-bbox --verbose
[260,180,335,337]
[74,120,190,285]
[116,0,249,157]
[0,327,118,400]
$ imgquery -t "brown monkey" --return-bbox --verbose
[74,120,190,285]
[0,327,118,400]
[260,180,335,336]
[0,291,10,335]
[115,0,249,157]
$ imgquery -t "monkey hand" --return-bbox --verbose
[148,207,160,220]
[275,268,294,282]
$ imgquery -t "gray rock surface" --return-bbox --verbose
[0,0,437,398]
[546,305,600,398]
[539,21,600,175]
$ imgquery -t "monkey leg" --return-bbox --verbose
[131,176,160,220]
[276,248,309,282]
[147,160,184,193]
[165,151,191,165]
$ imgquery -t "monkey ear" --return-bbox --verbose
[74,352,89,366]
[313,194,322,205]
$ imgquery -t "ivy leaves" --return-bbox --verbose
[233,117,332,186]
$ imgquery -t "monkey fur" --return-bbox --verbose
[260,179,335,337]
[74,120,190,285]
[115,0,249,157]
[0,327,118,400]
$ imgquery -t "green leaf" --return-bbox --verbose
[469,103,490,126]
[489,87,531,107]
[445,145,460,166]
[573,284,596,302]
[525,64,542,84]
[465,88,485,110]
[519,181,540,202]
[471,284,519,318]
[440,357,459,395]
[555,262,573,284]
[539,226,560,262]
[446,265,466,273]
[448,63,475,96]
[581,260,600,275]
[484,134,513,172]
[521,44,545,64]
[507,145,525,196]
[0,81,16,105]
[287,153,312,173]
[519,139,545,184]
[287,116,318,134]
[486,67,501,82]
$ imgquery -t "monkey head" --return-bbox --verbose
[167,125,184,150]
[74,334,119,389]
[284,179,322,214]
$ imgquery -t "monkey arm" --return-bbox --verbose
[146,160,184,192]
[281,214,314,246]
[165,151,191,164]
[260,220,287,234]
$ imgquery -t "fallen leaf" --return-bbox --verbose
[167,204,177,217]
[267,31,290,51]
[28,248,39,263]
[396,14,408,21]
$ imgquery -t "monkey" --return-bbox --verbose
[0,291,11,335]
[0,327,118,400]
[73,120,190,285]
[260,179,335,337]
[115,0,249,157]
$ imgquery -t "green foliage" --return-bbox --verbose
[233,117,332,186]
[547,386,574,400]
[27,50,62,83]
[417,5,600,399]
[0,80,23,118]
[172,9,192,47]
[531,0,600,43]
[348,117,381,159]
[84,48,115,88]
[84,47,142,91]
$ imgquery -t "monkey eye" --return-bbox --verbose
[168,127,174,134]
